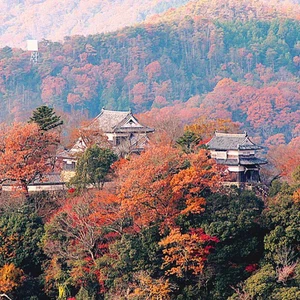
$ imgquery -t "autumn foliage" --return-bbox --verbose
[0,263,25,293]
[0,122,59,194]
[268,137,300,181]
[0,0,299,151]
[159,227,219,278]
[118,145,221,231]
[0,116,298,299]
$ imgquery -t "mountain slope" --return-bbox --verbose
[0,0,189,49]
[0,0,299,145]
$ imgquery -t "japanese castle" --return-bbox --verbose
[207,132,267,186]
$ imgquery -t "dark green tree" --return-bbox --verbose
[229,182,300,300]
[0,206,47,299]
[70,145,118,190]
[176,131,202,153]
[175,189,265,299]
[29,105,63,131]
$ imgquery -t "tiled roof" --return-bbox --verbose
[215,159,238,165]
[215,157,267,166]
[90,109,132,132]
[31,173,63,184]
[2,173,64,186]
[90,108,154,133]
[239,157,267,165]
[207,132,261,150]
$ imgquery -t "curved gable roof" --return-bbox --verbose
[90,109,132,132]
[90,108,154,133]
[207,132,261,150]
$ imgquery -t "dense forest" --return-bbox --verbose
[0,113,299,299]
[0,0,299,147]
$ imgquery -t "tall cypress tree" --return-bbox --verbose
[29,105,63,131]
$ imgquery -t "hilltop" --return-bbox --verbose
[147,0,300,24]
[0,0,189,49]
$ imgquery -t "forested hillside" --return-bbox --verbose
[0,1,300,298]
[0,0,189,49]
[0,127,299,299]
[146,0,300,23]
[0,0,299,146]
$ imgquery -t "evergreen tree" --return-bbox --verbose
[0,206,47,299]
[29,105,63,131]
[176,131,202,153]
[70,145,118,190]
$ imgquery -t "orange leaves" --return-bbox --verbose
[124,65,139,86]
[141,79,298,145]
[131,82,148,105]
[98,60,122,88]
[293,56,300,66]
[0,122,59,193]
[89,191,122,232]
[144,61,161,81]
[42,141,223,295]
[268,137,300,181]
[44,256,64,293]
[44,191,122,263]
[180,196,206,216]
[118,145,186,229]
[0,231,22,262]
[171,149,222,215]
[185,117,240,141]
[159,227,219,278]
[292,188,300,204]
[118,145,220,231]
[41,76,66,105]
[77,122,111,149]
[43,190,124,291]
[130,271,174,300]
[0,263,25,293]
[67,93,81,106]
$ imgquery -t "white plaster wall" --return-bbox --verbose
[228,166,245,172]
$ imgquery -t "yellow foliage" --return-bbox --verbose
[185,116,240,141]
[0,263,24,293]
[130,271,174,300]
[292,188,300,204]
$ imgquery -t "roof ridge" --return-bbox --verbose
[102,108,131,114]
[215,132,247,137]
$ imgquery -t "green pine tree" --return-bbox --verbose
[29,106,63,131]
[70,145,118,190]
